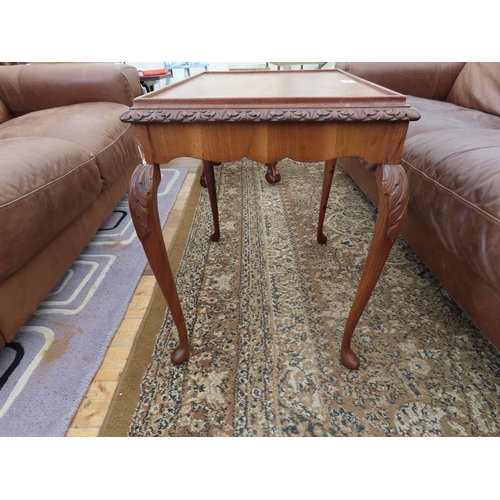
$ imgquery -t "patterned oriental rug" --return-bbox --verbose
[102,159,500,437]
[0,166,188,437]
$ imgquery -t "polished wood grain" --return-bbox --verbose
[121,70,419,369]
[120,70,419,125]
[125,70,407,106]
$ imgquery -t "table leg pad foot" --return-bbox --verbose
[171,345,189,365]
[341,348,360,370]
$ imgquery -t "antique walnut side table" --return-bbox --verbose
[120,70,420,370]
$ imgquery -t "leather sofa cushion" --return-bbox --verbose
[0,137,102,282]
[447,63,500,118]
[0,98,11,124]
[402,129,500,295]
[342,97,500,173]
[406,96,500,139]
[0,63,141,117]
[336,62,466,101]
[0,102,134,190]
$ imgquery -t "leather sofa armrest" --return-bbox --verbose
[0,63,142,117]
[335,62,466,101]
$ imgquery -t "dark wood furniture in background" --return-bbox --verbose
[121,70,420,370]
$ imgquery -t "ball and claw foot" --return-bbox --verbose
[199,173,207,188]
[265,171,281,184]
[171,345,189,365]
[265,163,281,184]
[341,348,360,370]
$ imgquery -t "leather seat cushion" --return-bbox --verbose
[406,96,500,139]
[353,97,500,175]
[402,128,500,294]
[0,137,102,281]
[0,102,134,189]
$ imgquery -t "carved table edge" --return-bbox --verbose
[120,107,421,123]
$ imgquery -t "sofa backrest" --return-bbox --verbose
[0,98,11,124]
[0,63,142,117]
[335,62,466,101]
[447,62,500,117]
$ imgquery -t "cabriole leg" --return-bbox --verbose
[203,160,221,242]
[128,163,189,365]
[317,159,337,244]
[341,164,409,370]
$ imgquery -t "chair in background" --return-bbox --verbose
[137,63,209,93]
[164,62,209,79]
[266,62,327,70]
[137,67,173,93]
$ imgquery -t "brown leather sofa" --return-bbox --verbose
[334,62,500,353]
[0,63,141,350]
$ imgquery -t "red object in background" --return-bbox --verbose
[138,68,170,77]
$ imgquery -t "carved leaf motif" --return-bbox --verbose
[129,163,155,242]
[337,110,355,120]
[159,110,172,121]
[200,110,216,121]
[247,110,262,121]
[120,107,421,124]
[363,109,379,119]
[380,165,409,241]
[316,109,333,120]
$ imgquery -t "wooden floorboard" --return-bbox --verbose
[66,158,201,437]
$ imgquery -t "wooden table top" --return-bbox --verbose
[121,70,420,124]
